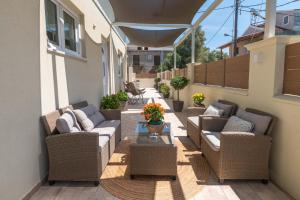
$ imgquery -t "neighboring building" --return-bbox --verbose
[127,46,171,78]
[220,9,300,56]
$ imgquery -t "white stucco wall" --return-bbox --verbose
[0,1,47,200]
[0,0,126,199]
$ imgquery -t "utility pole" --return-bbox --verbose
[233,0,239,56]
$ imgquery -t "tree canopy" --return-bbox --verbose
[158,27,227,72]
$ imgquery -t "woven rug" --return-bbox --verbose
[100,137,210,200]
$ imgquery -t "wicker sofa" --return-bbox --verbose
[201,108,276,183]
[187,100,238,148]
[41,101,121,186]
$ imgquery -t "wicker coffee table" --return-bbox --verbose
[129,122,177,180]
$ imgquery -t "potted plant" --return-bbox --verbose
[100,94,121,119]
[117,90,129,111]
[170,76,189,112]
[141,103,165,134]
[159,83,170,98]
[192,92,205,107]
[154,77,161,90]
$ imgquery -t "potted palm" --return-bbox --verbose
[141,103,165,134]
[170,76,189,112]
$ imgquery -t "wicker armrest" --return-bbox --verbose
[220,132,272,162]
[46,132,99,156]
[201,116,228,132]
[99,109,121,120]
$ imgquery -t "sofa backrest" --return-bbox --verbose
[41,101,89,136]
[218,100,238,116]
[245,108,276,135]
[41,110,61,136]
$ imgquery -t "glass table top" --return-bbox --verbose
[129,122,174,145]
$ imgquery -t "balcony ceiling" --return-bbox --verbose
[120,27,186,47]
[108,0,205,24]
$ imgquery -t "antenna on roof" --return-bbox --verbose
[250,8,265,26]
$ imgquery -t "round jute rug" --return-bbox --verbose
[100,137,210,200]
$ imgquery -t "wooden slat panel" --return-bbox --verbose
[283,42,300,96]
[194,64,206,84]
[225,54,250,89]
[175,69,180,76]
[206,60,225,86]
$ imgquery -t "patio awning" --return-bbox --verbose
[108,0,205,24]
[121,27,186,47]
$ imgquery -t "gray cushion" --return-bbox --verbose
[187,116,199,127]
[222,116,254,132]
[73,104,106,131]
[99,135,109,149]
[201,130,221,151]
[212,102,233,117]
[56,109,81,134]
[92,120,120,138]
[236,109,272,134]
[203,105,224,116]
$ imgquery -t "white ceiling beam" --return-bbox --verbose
[112,22,192,29]
[174,0,223,47]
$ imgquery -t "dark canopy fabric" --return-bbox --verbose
[121,27,186,47]
[109,0,205,24]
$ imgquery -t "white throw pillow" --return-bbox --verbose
[73,104,106,131]
[56,109,81,134]
[203,105,224,116]
[222,116,254,132]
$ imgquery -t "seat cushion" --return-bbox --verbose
[222,116,254,132]
[73,105,106,131]
[92,120,120,138]
[203,105,224,116]
[236,109,272,134]
[99,135,109,149]
[202,131,221,151]
[187,116,199,127]
[56,109,81,134]
[212,102,234,117]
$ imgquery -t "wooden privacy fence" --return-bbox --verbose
[157,68,187,80]
[283,42,300,96]
[194,54,250,89]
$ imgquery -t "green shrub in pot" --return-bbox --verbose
[100,94,120,109]
[117,90,128,102]
[170,76,189,112]
[159,83,170,98]
[154,77,161,90]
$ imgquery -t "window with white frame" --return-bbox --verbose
[117,54,123,77]
[45,0,81,56]
[283,15,289,25]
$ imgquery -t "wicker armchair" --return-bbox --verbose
[41,101,121,186]
[187,100,238,148]
[201,108,276,183]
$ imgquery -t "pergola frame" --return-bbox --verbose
[95,0,277,70]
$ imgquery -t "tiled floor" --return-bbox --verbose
[30,88,292,200]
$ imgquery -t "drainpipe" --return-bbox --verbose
[191,28,195,64]
[264,0,276,39]
[174,45,177,69]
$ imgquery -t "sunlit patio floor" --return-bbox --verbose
[30,88,292,200]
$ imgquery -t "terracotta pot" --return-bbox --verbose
[173,100,184,112]
[147,122,165,134]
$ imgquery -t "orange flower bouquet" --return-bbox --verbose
[142,103,165,125]
[141,103,165,134]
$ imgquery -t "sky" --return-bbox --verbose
[195,0,300,51]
